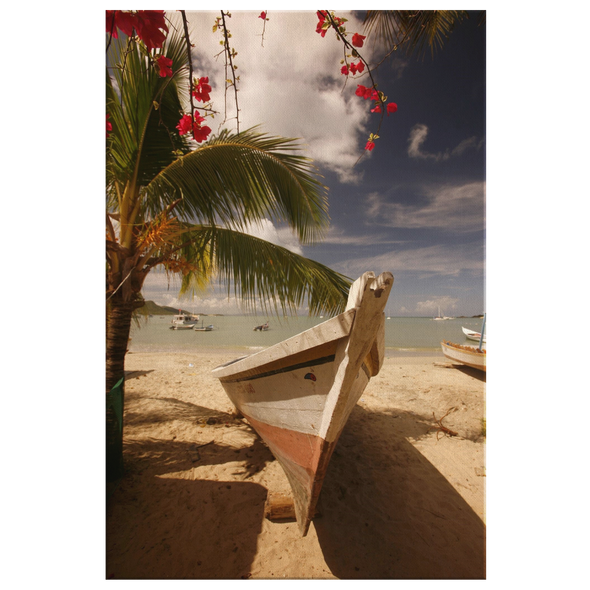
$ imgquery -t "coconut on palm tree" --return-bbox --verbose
[106,29,351,479]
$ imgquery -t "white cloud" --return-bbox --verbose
[365,181,485,232]
[415,296,459,315]
[333,242,484,280]
[173,11,374,183]
[407,123,483,161]
[241,218,303,255]
[316,224,406,246]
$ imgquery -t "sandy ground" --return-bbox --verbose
[106,349,486,579]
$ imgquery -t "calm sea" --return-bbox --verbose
[128,314,485,355]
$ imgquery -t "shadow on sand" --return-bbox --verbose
[312,404,486,578]
[107,385,484,579]
[106,399,274,580]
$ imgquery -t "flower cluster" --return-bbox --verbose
[316,10,346,37]
[106,114,112,138]
[341,60,365,76]
[314,11,398,152]
[192,77,212,103]
[176,113,212,143]
[156,55,173,78]
[106,10,168,50]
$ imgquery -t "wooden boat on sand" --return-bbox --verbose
[441,340,486,372]
[462,326,486,343]
[212,271,394,536]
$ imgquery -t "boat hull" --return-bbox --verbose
[441,341,486,372]
[212,271,393,535]
[462,326,486,343]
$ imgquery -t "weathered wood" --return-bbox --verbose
[264,492,297,521]
[264,492,321,522]
[212,271,393,536]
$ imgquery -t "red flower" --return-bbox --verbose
[259,12,267,20]
[117,12,138,37]
[193,124,212,143]
[176,114,212,143]
[349,60,365,75]
[102,113,113,140]
[355,84,375,100]
[105,10,168,50]
[156,55,173,77]
[316,10,328,37]
[352,33,366,48]
[341,65,349,76]
[176,114,193,136]
[106,11,117,36]
[134,10,168,50]
[387,102,398,115]
[371,104,382,114]
[192,76,212,103]
[365,141,375,151]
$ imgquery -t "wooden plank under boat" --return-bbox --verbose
[441,340,486,372]
[211,271,394,536]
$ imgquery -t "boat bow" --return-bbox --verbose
[211,271,394,535]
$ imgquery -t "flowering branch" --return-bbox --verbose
[258,11,269,47]
[180,10,197,122]
[318,10,398,158]
[107,10,396,156]
[220,11,241,134]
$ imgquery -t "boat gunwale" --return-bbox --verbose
[441,341,485,355]
[211,309,356,379]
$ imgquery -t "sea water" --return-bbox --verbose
[128,314,485,355]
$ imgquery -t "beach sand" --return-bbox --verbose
[106,349,486,579]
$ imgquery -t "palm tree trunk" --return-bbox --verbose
[106,300,134,392]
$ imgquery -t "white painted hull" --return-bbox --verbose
[462,326,486,343]
[212,271,394,536]
[441,341,486,372]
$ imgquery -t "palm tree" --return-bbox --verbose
[106,30,351,479]
[363,10,481,59]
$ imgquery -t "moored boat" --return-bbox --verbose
[170,313,200,330]
[253,322,269,331]
[212,271,394,536]
[462,326,486,343]
[441,340,486,372]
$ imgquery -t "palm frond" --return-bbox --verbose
[106,29,192,196]
[170,225,351,317]
[364,10,468,59]
[146,128,330,245]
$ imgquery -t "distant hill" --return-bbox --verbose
[141,300,222,316]
[142,300,189,315]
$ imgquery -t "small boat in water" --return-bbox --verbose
[433,306,452,320]
[441,340,486,372]
[253,322,269,331]
[212,271,394,536]
[194,321,215,331]
[170,312,200,330]
[462,326,486,343]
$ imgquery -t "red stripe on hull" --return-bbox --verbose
[242,412,339,536]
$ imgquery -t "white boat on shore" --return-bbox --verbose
[441,340,486,372]
[462,326,486,343]
[212,271,394,536]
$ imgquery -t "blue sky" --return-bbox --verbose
[140,10,486,317]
